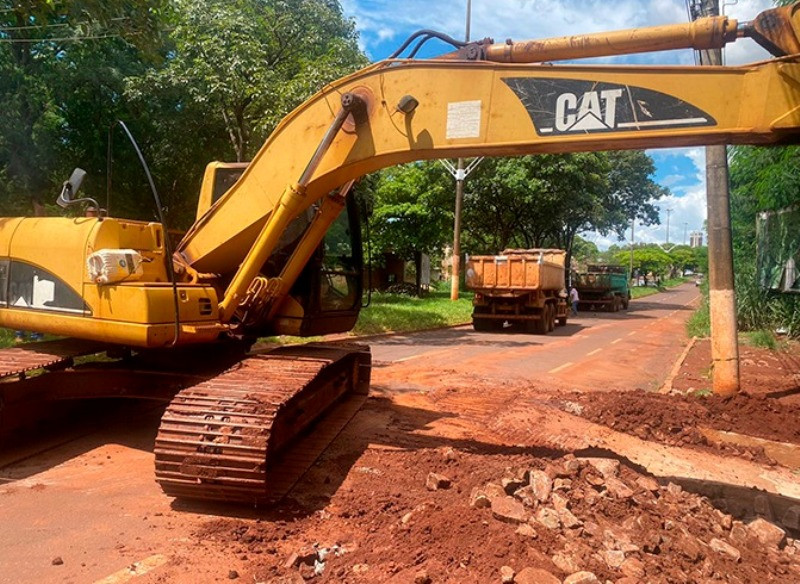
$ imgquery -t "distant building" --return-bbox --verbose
[689,231,703,248]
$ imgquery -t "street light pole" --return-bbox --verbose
[450,0,473,301]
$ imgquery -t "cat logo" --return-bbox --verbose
[502,78,716,136]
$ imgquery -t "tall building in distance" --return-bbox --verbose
[689,231,704,248]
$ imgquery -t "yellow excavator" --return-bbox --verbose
[1,3,800,504]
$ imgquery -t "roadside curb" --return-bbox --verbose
[659,336,698,394]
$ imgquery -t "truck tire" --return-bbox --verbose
[622,294,630,310]
[473,318,502,332]
[547,304,555,332]
[529,308,548,335]
[557,315,568,326]
[611,297,620,312]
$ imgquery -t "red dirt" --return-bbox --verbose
[673,339,800,404]
[195,448,798,583]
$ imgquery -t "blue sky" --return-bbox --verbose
[340,0,775,248]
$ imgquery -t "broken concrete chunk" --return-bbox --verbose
[484,482,508,501]
[529,470,552,503]
[604,477,634,500]
[558,508,583,529]
[499,565,515,583]
[580,458,619,478]
[502,477,526,495]
[552,492,569,512]
[730,521,748,543]
[620,558,645,579]
[635,476,660,492]
[563,570,598,584]
[535,507,561,530]
[516,567,560,584]
[709,538,741,562]
[469,487,491,509]
[426,472,451,491]
[552,552,581,574]
[601,549,625,569]
[515,523,538,539]
[747,518,786,549]
[513,485,537,508]
[491,496,528,524]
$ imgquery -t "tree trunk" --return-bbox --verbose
[414,250,423,297]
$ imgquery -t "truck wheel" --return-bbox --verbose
[473,318,500,332]
[528,310,548,335]
[612,297,620,312]
[547,304,556,332]
[557,316,568,326]
[622,294,630,310]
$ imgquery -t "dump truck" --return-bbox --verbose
[573,265,631,312]
[466,249,568,334]
[0,2,799,504]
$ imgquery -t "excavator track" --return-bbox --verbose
[154,343,370,504]
[0,339,107,381]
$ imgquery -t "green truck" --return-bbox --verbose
[573,264,630,312]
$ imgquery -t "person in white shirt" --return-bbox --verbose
[569,286,580,316]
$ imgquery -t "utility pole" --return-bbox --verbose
[665,208,672,244]
[450,0,473,301]
[696,0,740,396]
[630,218,635,282]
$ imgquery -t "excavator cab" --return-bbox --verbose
[269,191,363,337]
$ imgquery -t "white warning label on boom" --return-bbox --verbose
[446,100,482,139]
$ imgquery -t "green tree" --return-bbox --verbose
[370,162,453,295]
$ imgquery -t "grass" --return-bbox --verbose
[742,329,785,350]
[354,289,474,335]
[260,288,475,345]
[631,277,691,300]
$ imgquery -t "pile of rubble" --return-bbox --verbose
[468,454,799,583]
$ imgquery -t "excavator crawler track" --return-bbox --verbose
[0,339,107,381]
[154,343,370,504]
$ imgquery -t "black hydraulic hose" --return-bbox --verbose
[407,34,433,59]
[388,29,466,59]
[116,120,181,347]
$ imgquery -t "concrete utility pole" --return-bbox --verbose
[450,0,473,301]
[698,0,740,396]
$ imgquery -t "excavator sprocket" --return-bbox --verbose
[154,343,370,504]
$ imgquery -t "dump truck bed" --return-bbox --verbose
[466,249,566,292]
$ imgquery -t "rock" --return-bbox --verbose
[560,456,582,477]
[583,521,601,538]
[635,476,659,492]
[679,535,702,562]
[469,487,491,509]
[491,496,528,524]
[51,557,64,566]
[414,569,431,584]
[513,485,537,507]
[730,522,748,543]
[554,478,573,491]
[552,492,569,511]
[715,510,733,530]
[620,558,645,579]
[580,458,619,478]
[515,523,537,539]
[500,565,515,583]
[228,570,240,580]
[502,477,526,495]
[441,447,457,462]
[604,477,634,500]
[747,518,786,548]
[709,538,741,562]
[485,482,508,501]
[558,508,583,529]
[552,552,581,574]
[563,571,598,584]
[666,482,683,496]
[535,507,561,530]
[601,549,625,569]
[352,564,369,574]
[426,472,451,491]
[516,567,560,584]
[529,470,552,503]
